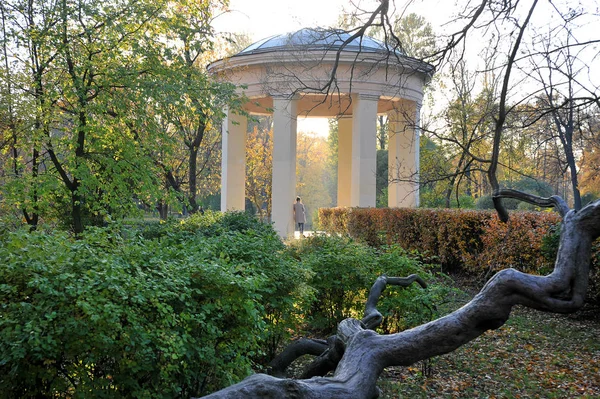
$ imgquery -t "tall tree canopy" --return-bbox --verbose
[0,0,238,231]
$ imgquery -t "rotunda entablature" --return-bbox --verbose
[208,28,434,117]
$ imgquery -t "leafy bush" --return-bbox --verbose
[0,213,310,398]
[322,208,493,271]
[373,246,460,334]
[288,235,375,333]
[468,212,559,275]
[287,235,457,335]
[319,207,563,272]
[318,207,600,301]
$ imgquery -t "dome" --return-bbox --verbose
[235,28,402,56]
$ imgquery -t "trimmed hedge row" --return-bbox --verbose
[319,208,600,298]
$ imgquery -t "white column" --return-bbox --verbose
[351,93,378,207]
[271,96,298,238]
[337,117,353,207]
[221,107,247,211]
[388,101,420,208]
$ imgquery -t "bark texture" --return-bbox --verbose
[200,195,600,399]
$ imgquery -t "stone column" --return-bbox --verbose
[351,93,378,207]
[221,107,247,211]
[388,101,420,208]
[337,117,353,207]
[271,96,298,238]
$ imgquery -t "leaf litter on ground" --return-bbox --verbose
[379,282,600,399]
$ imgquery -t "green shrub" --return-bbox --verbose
[373,246,460,333]
[0,213,310,398]
[288,235,374,333]
[288,235,457,335]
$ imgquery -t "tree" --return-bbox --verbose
[528,30,592,210]
[325,119,339,206]
[390,13,436,60]
[148,0,236,215]
[579,115,600,200]
[438,60,495,207]
[246,120,273,220]
[0,0,169,232]
[0,0,237,230]
[201,0,600,397]
[296,131,333,226]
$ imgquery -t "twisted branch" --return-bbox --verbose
[267,273,428,378]
[494,189,570,217]
[202,199,600,399]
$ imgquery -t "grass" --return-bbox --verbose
[378,292,600,398]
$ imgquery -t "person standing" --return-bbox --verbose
[293,196,307,236]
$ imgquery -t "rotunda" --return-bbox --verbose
[208,28,434,237]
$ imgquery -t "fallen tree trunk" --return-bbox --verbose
[200,195,600,399]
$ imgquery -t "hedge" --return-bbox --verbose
[319,207,600,300]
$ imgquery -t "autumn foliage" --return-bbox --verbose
[319,207,600,299]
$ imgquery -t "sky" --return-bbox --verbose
[213,0,356,43]
[213,0,452,43]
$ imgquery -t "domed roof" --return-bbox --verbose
[235,28,402,56]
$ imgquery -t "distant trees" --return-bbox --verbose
[296,131,334,226]
[244,116,334,226]
[246,118,273,220]
[335,1,600,211]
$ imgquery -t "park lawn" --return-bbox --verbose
[379,305,600,398]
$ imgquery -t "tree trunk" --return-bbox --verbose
[157,200,169,220]
[71,180,84,234]
[187,120,206,214]
[200,194,600,399]
[188,146,199,213]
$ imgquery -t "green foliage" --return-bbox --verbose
[287,235,456,335]
[0,0,239,232]
[418,137,453,208]
[374,246,459,333]
[376,149,388,208]
[288,235,374,333]
[0,212,310,398]
[391,13,437,59]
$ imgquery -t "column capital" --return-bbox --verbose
[352,93,380,102]
[271,93,300,101]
